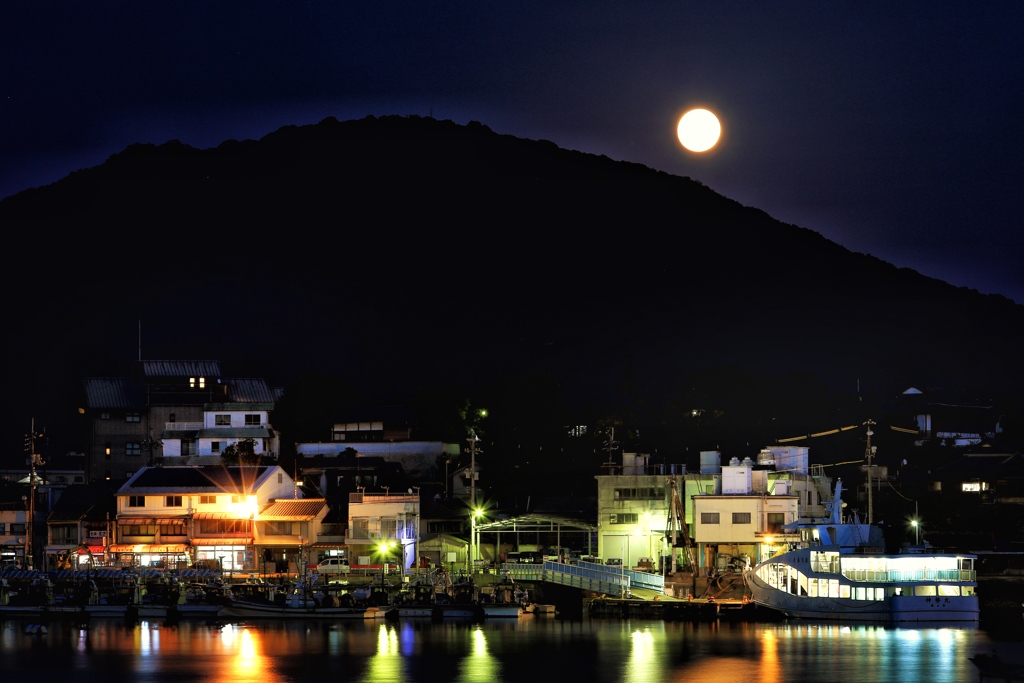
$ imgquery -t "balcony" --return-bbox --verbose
[165,422,203,431]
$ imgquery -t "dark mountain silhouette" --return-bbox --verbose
[2,114,1022,463]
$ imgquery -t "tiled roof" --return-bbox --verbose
[143,360,222,377]
[224,378,279,403]
[83,377,146,410]
[259,498,327,520]
[118,466,275,495]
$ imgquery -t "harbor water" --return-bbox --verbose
[0,615,1017,683]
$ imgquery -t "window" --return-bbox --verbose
[122,524,156,536]
[245,414,260,426]
[165,496,183,507]
[701,512,720,524]
[613,488,664,500]
[211,441,222,453]
[11,523,26,535]
[609,513,638,524]
[264,521,295,535]
[100,412,110,420]
[197,519,248,535]
[199,495,217,505]
[126,442,141,457]
[0,523,5,534]
[128,495,145,507]
[104,445,112,460]
[215,414,231,426]
[732,512,752,524]
[190,376,206,389]
[163,523,187,537]
[766,513,786,534]
[169,413,176,423]
[126,412,141,423]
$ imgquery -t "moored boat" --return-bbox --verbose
[743,479,980,623]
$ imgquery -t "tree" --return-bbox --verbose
[220,438,264,466]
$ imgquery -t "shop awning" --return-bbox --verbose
[193,512,247,520]
[117,518,189,525]
[191,538,253,546]
[108,544,189,553]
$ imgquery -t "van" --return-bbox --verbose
[316,557,350,575]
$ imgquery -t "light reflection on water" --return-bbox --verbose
[0,617,1014,683]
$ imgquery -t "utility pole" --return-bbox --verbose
[863,419,876,524]
[24,419,44,570]
[466,433,481,572]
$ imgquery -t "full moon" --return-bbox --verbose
[677,108,721,152]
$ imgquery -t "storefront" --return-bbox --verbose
[106,543,190,569]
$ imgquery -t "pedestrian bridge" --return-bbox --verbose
[500,560,664,598]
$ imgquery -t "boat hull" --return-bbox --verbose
[217,602,390,620]
[744,551,981,624]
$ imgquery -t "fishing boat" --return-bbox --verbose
[478,576,531,618]
[743,479,980,623]
[388,569,482,620]
[217,574,391,620]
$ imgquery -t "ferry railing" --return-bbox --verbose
[842,568,975,582]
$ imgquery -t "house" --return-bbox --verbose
[161,401,279,464]
[899,386,1001,448]
[0,488,28,568]
[44,482,117,570]
[109,465,303,573]
[83,360,281,483]
[345,488,421,574]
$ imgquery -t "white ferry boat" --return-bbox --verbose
[743,479,979,623]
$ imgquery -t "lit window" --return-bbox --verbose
[189,377,196,388]
[199,376,205,389]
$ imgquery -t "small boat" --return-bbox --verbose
[744,479,980,623]
[969,653,1024,682]
[478,576,531,618]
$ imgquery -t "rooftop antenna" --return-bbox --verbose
[600,427,620,474]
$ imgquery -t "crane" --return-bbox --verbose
[666,477,696,576]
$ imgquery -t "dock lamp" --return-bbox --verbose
[470,508,484,573]
[378,541,397,585]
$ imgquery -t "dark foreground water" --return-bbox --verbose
[0,615,1016,683]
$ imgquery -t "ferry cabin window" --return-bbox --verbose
[914,585,937,597]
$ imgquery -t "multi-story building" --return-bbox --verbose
[0,500,28,568]
[83,360,281,482]
[595,448,832,574]
[108,465,308,573]
[345,489,421,573]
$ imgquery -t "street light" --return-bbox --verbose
[470,507,483,573]
[378,541,397,586]
[911,520,919,545]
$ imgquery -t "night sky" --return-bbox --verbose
[3,3,1023,304]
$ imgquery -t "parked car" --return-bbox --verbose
[316,557,351,575]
